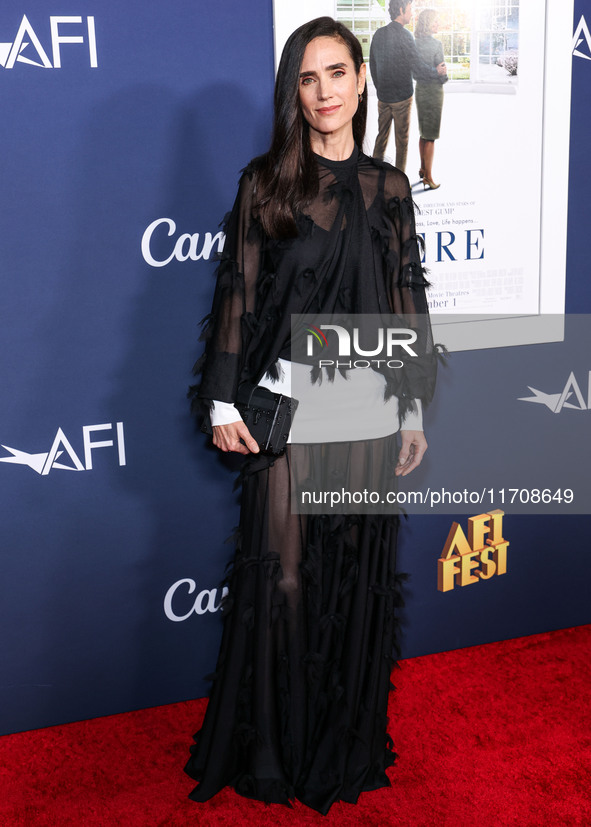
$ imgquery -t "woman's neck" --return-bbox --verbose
[309,132,356,162]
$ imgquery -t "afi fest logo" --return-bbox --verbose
[0,423,125,475]
[518,371,591,414]
[305,324,418,370]
[438,510,509,593]
[164,579,228,621]
[141,218,225,268]
[0,15,97,69]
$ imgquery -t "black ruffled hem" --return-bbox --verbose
[185,734,397,816]
[185,445,404,816]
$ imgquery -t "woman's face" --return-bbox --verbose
[298,36,366,145]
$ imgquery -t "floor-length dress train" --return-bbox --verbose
[185,435,403,815]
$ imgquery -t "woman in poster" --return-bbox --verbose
[414,9,448,189]
[185,16,435,815]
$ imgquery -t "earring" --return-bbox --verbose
[358,92,362,102]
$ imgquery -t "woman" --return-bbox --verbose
[185,17,436,815]
[414,10,447,190]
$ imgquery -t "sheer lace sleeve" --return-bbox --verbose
[191,169,262,407]
[376,168,437,408]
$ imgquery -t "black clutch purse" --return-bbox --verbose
[234,383,298,456]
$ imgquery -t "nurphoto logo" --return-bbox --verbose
[304,322,418,370]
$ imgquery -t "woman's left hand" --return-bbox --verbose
[395,430,428,477]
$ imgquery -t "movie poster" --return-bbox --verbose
[273,0,572,344]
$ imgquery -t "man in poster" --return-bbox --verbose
[370,0,446,171]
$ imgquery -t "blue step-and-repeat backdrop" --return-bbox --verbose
[0,0,589,735]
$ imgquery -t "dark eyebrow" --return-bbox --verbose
[299,62,347,78]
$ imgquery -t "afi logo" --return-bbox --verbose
[0,422,125,475]
[164,579,228,621]
[0,15,97,69]
[438,510,509,593]
[573,15,591,61]
[519,371,591,413]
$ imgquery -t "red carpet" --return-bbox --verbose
[1,625,589,826]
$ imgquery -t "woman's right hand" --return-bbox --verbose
[212,421,260,455]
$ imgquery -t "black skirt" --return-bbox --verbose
[185,435,404,816]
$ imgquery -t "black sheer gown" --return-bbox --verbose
[185,147,435,815]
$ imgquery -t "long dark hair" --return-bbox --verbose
[255,17,367,239]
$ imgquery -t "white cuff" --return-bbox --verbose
[210,400,242,426]
[400,399,423,431]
